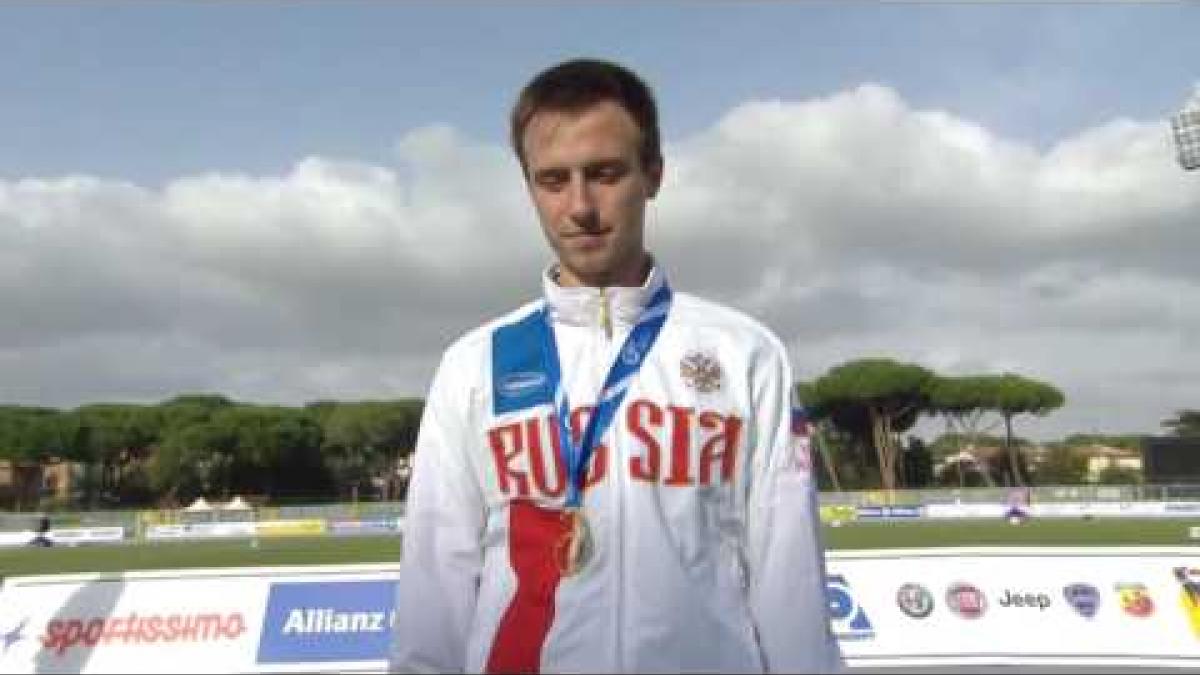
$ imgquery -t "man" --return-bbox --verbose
[390,58,841,673]
[30,515,53,548]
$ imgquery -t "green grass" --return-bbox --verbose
[2,518,1197,579]
[0,536,401,578]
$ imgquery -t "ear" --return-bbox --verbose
[645,159,664,200]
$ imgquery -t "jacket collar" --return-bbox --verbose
[541,260,667,329]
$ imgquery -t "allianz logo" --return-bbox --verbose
[997,589,1052,610]
[499,371,547,397]
[282,608,395,634]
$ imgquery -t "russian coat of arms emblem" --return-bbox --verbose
[680,352,722,393]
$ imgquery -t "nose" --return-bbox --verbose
[566,175,598,228]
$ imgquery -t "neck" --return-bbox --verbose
[556,253,651,288]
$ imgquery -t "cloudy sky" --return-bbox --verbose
[2,2,1197,441]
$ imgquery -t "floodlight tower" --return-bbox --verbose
[1170,89,1200,171]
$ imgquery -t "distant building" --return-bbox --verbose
[0,459,81,509]
[933,445,1002,487]
[934,441,1142,486]
[1074,444,1143,483]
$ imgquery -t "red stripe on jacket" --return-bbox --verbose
[486,500,572,673]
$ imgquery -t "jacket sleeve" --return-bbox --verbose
[744,340,844,673]
[390,346,487,673]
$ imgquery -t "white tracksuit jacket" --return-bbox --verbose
[390,264,842,673]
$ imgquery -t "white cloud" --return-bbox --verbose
[1187,83,1200,111]
[2,84,1196,440]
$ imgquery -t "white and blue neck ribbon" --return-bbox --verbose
[539,283,672,509]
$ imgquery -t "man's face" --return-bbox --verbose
[522,100,662,287]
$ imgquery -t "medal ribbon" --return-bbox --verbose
[539,282,672,508]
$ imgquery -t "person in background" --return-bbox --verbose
[390,57,842,673]
[30,514,53,547]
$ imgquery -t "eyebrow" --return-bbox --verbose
[532,158,628,176]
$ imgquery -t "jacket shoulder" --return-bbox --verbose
[669,292,788,356]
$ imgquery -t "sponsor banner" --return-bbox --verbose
[49,528,126,545]
[1107,502,1173,517]
[0,564,399,674]
[0,531,38,548]
[1027,502,1182,518]
[254,520,326,538]
[0,528,125,548]
[1028,502,1125,518]
[5,551,1200,671]
[924,501,1196,520]
[819,505,858,524]
[257,580,395,665]
[146,523,257,540]
[326,519,400,536]
[855,506,923,520]
[827,547,1200,668]
[922,503,1008,519]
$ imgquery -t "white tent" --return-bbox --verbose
[183,497,213,512]
[223,495,252,511]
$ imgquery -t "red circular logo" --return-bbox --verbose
[946,582,987,619]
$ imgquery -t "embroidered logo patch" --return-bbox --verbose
[498,371,548,398]
[680,351,722,393]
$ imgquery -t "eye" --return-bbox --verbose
[534,169,568,192]
[588,162,627,183]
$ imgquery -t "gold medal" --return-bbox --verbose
[555,508,592,577]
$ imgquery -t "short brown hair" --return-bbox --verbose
[510,58,662,175]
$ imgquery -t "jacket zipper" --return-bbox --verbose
[599,286,622,670]
[599,287,612,339]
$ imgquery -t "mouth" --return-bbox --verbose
[563,229,611,249]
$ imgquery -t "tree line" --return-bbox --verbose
[2,361,1196,510]
[799,356,1198,491]
[0,394,422,511]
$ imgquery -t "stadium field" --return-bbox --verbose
[1,518,1197,579]
[0,536,399,578]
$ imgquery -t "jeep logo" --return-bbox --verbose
[998,589,1052,610]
